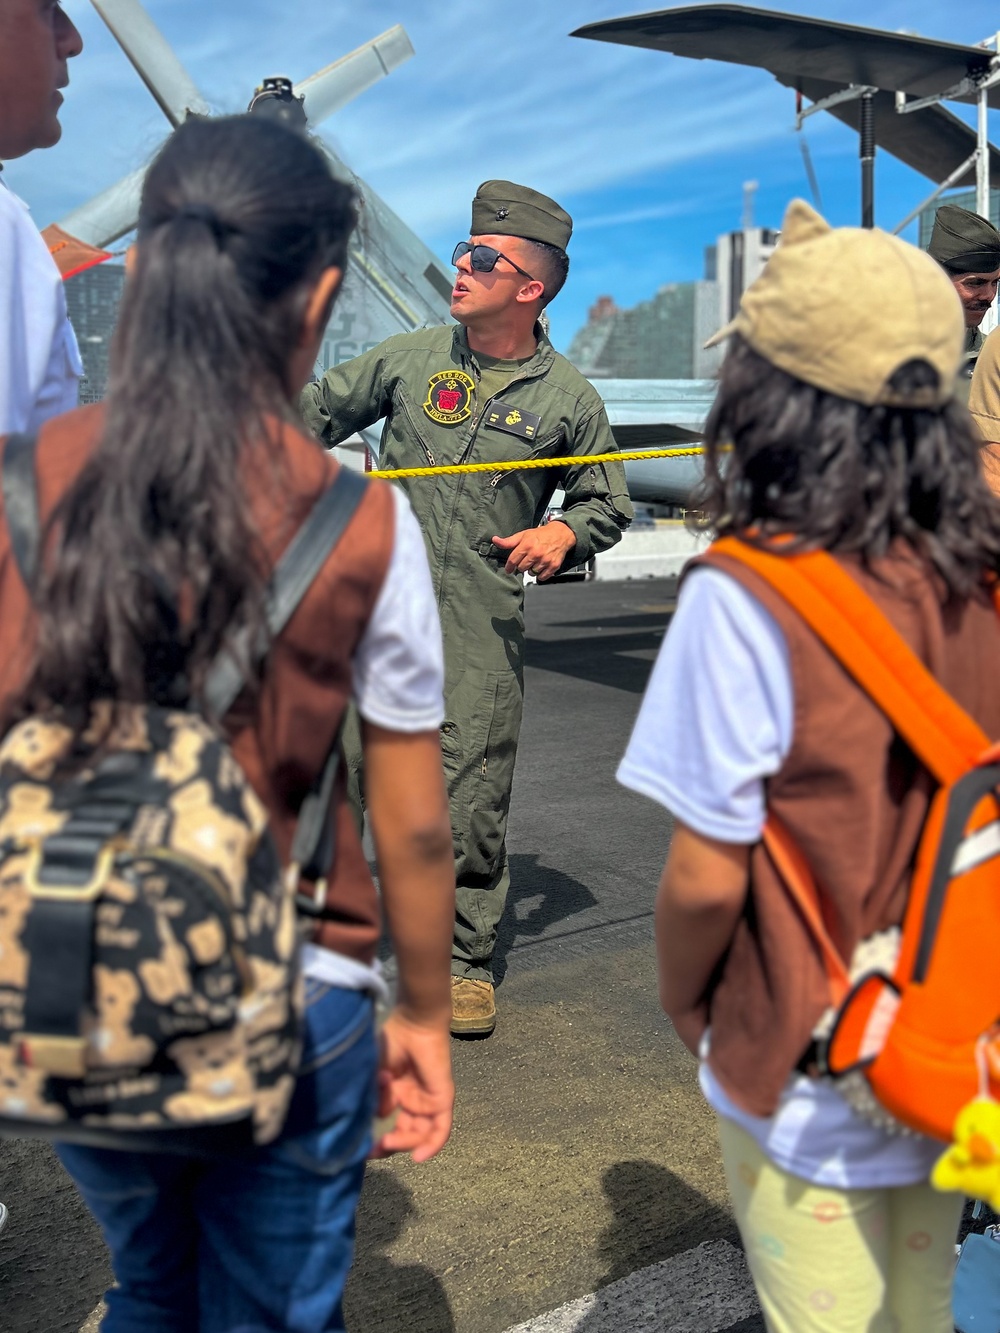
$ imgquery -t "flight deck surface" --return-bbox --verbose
[0,577,765,1333]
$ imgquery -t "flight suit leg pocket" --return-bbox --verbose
[466,670,524,884]
[440,666,495,855]
[438,716,467,856]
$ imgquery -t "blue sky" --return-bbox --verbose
[8,1,999,350]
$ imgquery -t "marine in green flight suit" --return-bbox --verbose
[926,204,1000,402]
[301,180,632,1037]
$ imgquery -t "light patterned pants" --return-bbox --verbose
[717,1116,962,1333]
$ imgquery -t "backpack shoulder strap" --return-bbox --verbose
[204,467,369,720]
[206,465,370,897]
[709,537,990,788]
[1,432,40,592]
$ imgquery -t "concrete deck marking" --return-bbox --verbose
[501,1240,758,1333]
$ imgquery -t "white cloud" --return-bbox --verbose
[575,197,724,231]
[24,0,991,227]
[7,0,997,328]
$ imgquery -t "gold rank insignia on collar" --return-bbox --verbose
[423,370,476,425]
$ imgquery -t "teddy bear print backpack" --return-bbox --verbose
[0,433,366,1154]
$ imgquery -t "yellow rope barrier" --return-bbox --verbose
[368,444,706,480]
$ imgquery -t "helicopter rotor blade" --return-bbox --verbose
[90,0,210,127]
[294,25,414,128]
[56,166,145,248]
[60,12,414,259]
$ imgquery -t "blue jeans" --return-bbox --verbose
[57,982,377,1333]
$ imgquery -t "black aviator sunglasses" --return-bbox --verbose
[451,241,537,282]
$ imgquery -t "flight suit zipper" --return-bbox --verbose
[460,400,494,464]
[397,392,437,468]
[489,439,549,489]
[458,356,492,466]
[480,677,503,780]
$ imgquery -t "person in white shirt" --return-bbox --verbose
[0,0,85,434]
[0,0,84,1239]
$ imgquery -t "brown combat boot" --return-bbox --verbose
[450,977,496,1037]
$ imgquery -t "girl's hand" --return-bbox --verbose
[370,1009,453,1163]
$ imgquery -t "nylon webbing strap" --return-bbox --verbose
[21,899,93,1047]
[204,466,368,891]
[1,433,40,592]
[290,717,345,884]
[22,755,144,1044]
[204,468,368,720]
[709,538,990,787]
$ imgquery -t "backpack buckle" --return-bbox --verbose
[16,1033,88,1078]
[286,861,330,918]
[23,842,115,903]
[795,1036,831,1078]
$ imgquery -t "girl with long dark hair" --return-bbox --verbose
[618,201,1000,1332]
[0,115,455,1332]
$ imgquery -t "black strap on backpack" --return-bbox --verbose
[2,432,41,592]
[1,430,367,909]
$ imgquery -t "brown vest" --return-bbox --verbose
[691,543,1000,1116]
[982,443,1000,497]
[0,406,394,965]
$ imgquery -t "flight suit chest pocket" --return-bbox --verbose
[483,425,565,501]
[393,383,467,468]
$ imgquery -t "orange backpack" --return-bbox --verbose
[712,536,1000,1145]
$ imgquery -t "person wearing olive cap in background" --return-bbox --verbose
[926,203,1000,399]
[967,326,1000,494]
[929,204,1000,491]
[302,181,632,1037]
[961,205,1000,491]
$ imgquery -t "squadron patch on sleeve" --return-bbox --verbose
[423,370,476,425]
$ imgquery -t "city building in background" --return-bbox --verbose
[64,262,126,404]
[567,280,721,379]
[568,202,777,381]
[714,224,779,327]
[567,181,779,381]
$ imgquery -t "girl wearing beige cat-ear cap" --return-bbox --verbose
[618,199,1000,1333]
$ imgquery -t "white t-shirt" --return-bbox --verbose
[300,485,444,997]
[351,486,444,735]
[0,174,82,433]
[617,566,943,1188]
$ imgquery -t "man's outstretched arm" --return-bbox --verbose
[299,342,394,448]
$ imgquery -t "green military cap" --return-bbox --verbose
[928,204,1000,274]
[471,180,572,251]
